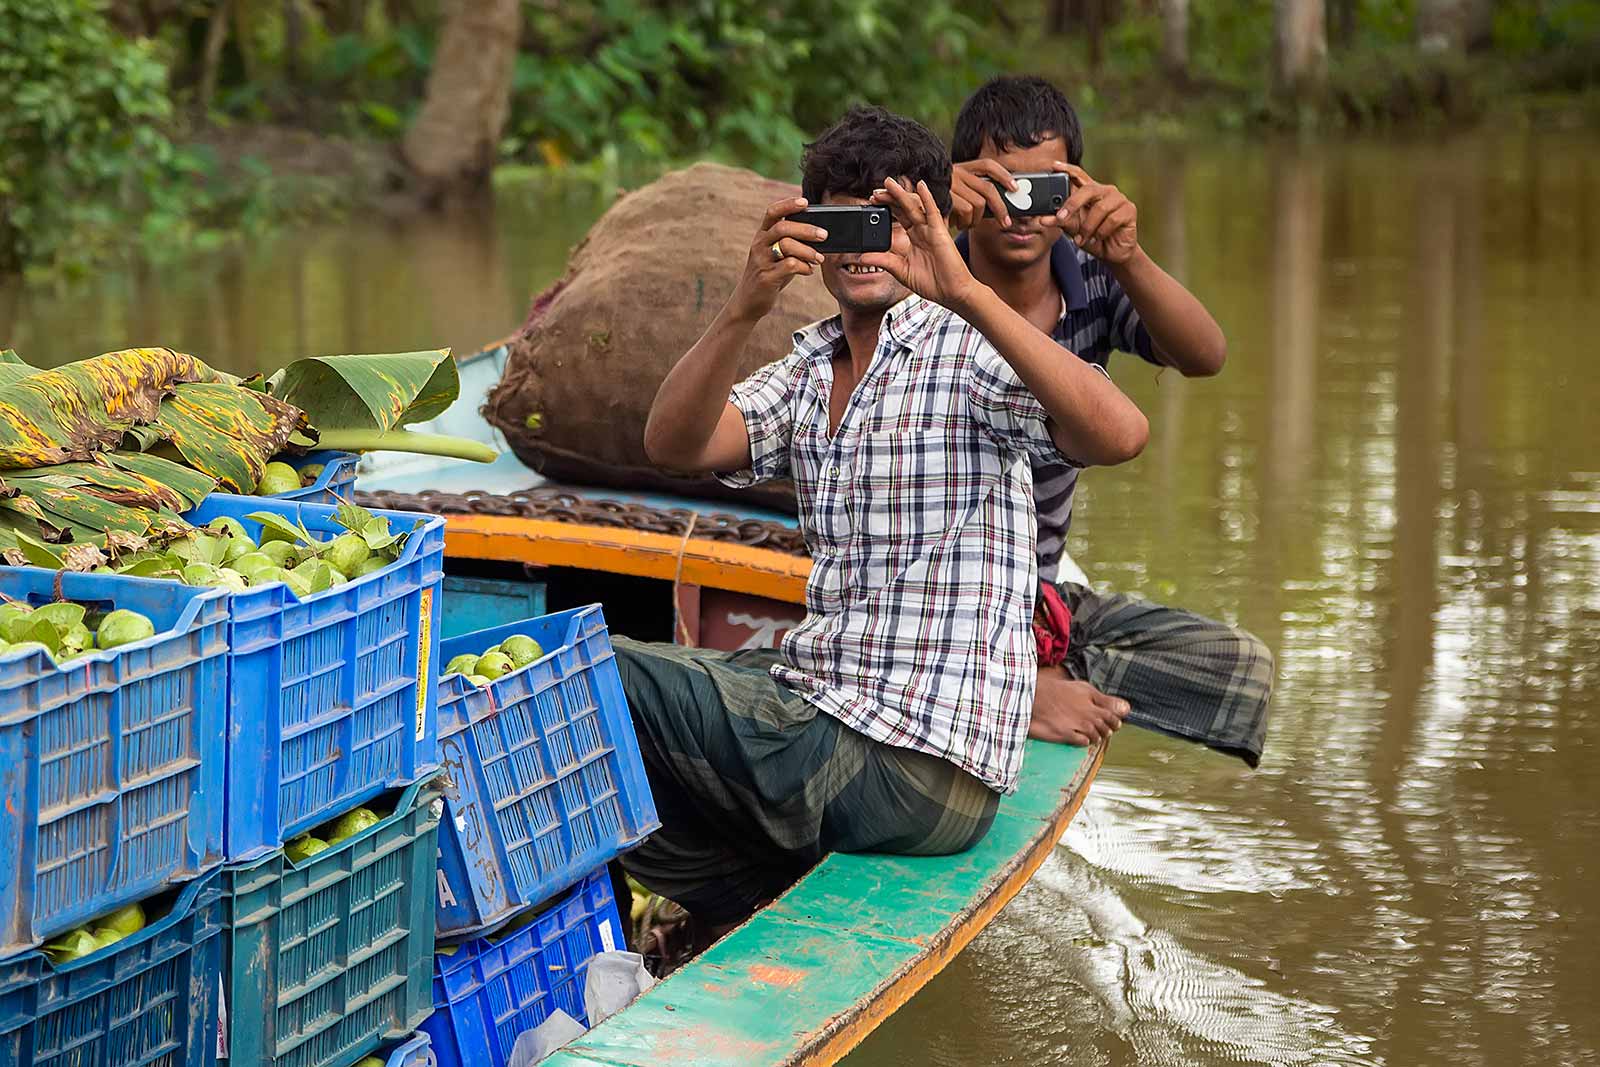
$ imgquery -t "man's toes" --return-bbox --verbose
[1097,694,1131,718]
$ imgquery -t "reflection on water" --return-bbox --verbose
[4,132,1599,1066]
[0,178,609,371]
[852,132,1600,1067]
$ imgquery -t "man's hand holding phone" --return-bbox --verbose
[864,177,985,314]
[731,197,828,322]
[1052,163,1139,265]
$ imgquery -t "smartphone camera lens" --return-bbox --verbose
[868,212,881,225]
[1051,195,1064,208]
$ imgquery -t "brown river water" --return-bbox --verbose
[4,131,1598,1066]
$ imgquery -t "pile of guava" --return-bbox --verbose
[0,599,158,664]
[89,503,417,599]
[442,632,545,688]
[43,902,148,963]
[284,802,389,862]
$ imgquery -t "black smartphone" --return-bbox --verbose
[985,172,1071,217]
[789,206,892,253]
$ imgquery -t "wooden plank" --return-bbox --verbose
[545,738,1102,1067]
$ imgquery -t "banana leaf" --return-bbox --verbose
[0,348,222,469]
[149,382,310,492]
[0,349,28,388]
[107,451,217,509]
[268,349,457,432]
[4,461,189,513]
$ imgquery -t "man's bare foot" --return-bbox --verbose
[1029,666,1130,745]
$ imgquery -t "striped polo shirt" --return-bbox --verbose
[956,233,1157,581]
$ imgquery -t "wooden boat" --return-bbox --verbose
[358,338,1104,1066]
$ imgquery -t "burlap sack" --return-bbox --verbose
[484,162,838,512]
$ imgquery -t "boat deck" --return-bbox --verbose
[546,737,1101,1067]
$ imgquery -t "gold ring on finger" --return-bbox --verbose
[770,241,784,263]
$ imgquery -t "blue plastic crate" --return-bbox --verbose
[433,605,657,937]
[221,780,443,1067]
[422,867,623,1067]
[270,450,359,506]
[186,494,445,861]
[0,869,225,1067]
[0,568,228,958]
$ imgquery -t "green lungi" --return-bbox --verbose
[612,638,1000,924]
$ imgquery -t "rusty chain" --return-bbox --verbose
[355,487,811,557]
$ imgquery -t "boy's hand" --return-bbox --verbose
[950,159,1016,230]
[730,197,827,322]
[1054,163,1139,265]
[865,178,985,313]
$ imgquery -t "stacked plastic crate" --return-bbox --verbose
[0,568,232,1067]
[189,494,448,1067]
[421,604,661,1067]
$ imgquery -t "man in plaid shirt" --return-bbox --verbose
[618,105,1148,944]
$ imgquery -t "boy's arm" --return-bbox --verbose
[1055,163,1227,378]
[865,178,1148,467]
[644,196,827,473]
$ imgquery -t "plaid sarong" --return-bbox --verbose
[1056,581,1275,767]
[612,637,999,924]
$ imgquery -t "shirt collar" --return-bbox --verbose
[792,294,935,360]
[954,231,1090,315]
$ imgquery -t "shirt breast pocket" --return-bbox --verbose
[851,421,960,542]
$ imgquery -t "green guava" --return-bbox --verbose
[444,653,479,677]
[325,807,381,844]
[475,651,514,681]
[100,902,146,936]
[256,461,302,496]
[206,515,248,540]
[259,540,298,566]
[285,834,329,862]
[44,928,99,963]
[499,634,544,669]
[324,533,370,576]
[467,675,491,688]
[98,610,156,650]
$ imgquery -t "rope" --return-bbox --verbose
[672,510,699,647]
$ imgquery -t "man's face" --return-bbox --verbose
[969,134,1069,273]
[818,191,912,314]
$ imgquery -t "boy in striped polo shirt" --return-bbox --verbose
[949,75,1274,764]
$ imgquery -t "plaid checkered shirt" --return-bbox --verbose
[718,295,1077,793]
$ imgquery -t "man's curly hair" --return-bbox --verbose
[801,105,953,216]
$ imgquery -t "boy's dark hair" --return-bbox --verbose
[951,76,1084,166]
[801,105,952,216]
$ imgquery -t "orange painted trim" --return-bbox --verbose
[790,740,1107,1066]
[441,513,811,604]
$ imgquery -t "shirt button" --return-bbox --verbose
[830,465,841,477]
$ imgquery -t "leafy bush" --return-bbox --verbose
[0,0,180,274]
[507,0,1001,175]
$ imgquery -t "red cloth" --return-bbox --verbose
[1033,581,1073,667]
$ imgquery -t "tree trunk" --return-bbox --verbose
[1272,0,1326,101]
[198,0,232,111]
[1417,0,1494,52]
[1159,0,1188,82]
[1329,0,1356,49]
[1416,0,1470,53]
[402,0,521,198]
[284,0,302,82]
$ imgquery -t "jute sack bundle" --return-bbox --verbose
[484,162,837,511]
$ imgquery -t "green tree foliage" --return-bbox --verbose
[505,0,1000,173]
[0,0,177,274]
